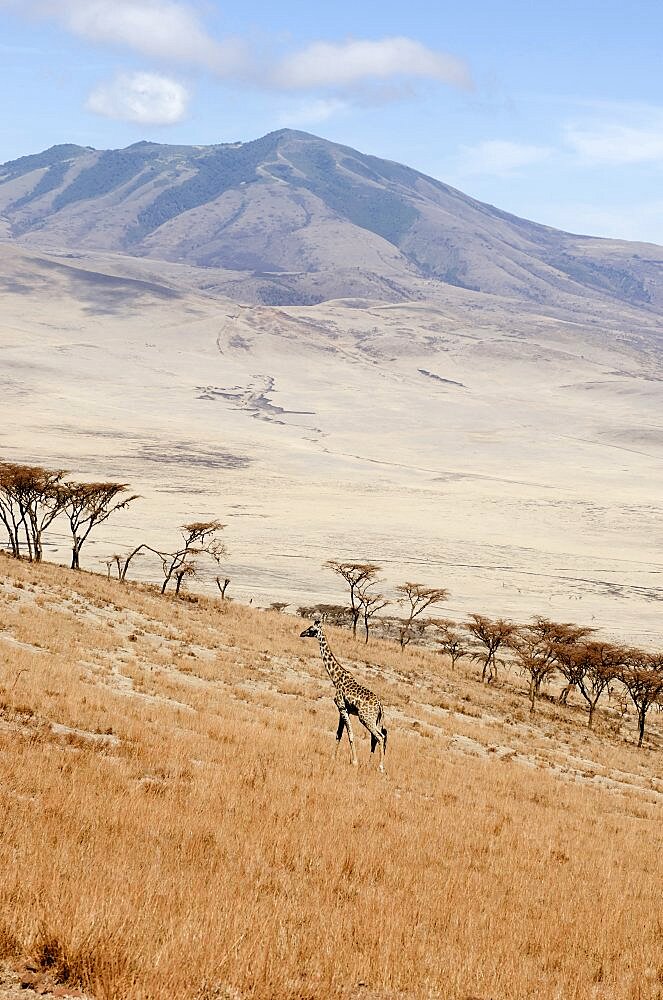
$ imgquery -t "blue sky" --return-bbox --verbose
[2,0,663,243]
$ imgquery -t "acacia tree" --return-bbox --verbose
[171,558,197,596]
[61,481,140,569]
[465,614,517,683]
[0,463,69,561]
[555,639,623,727]
[509,618,592,712]
[0,462,27,557]
[325,560,381,638]
[26,467,70,562]
[105,555,122,579]
[430,618,469,669]
[296,603,349,627]
[396,582,448,649]
[619,649,663,747]
[159,521,226,595]
[356,581,389,644]
[106,544,148,582]
[557,649,586,706]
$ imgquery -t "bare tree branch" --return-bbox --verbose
[429,618,469,669]
[554,638,622,726]
[619,649,663,747]
[509,618,593,712]
[325,560,381,637]
[356,581,389,644]
[465,614,517,684]
[396,582,448,649]
[0,463,68,561]
[160,521,226,596]
[60,481,140,570]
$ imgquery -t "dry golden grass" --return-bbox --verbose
[0,553,662,1000]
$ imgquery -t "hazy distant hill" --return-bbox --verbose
[2,129,663,309]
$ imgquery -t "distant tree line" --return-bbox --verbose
[0,462,227,596]
[297,559,663,748]
[1,463,660,747]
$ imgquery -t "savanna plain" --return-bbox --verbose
[1,553,662,1000]
[1,133,663,1000]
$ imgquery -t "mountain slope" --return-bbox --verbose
[1,238,662,645]
[2,130,663,309]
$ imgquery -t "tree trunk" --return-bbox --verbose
[120,545,145,582]
[559,683,574,704]
[71,539,81,570]
[638,706,646,747]
[349,589,358,638]
[8,530,19,557]
[21,517,33,561]
[160,562,174,594]
[0,514,19,557]
[529,677,536,713]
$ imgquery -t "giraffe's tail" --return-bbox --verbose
[370,726,387,754]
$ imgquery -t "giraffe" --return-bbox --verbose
[300,617,387,771]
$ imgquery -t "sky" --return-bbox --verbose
[2,0,663,243]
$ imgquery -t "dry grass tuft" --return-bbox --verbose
[0,553,662,999]
[0,924,19,962]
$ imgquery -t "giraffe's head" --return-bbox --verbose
[300,616,323,639]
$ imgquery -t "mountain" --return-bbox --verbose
[2,129,663,310]
[1,132,662,642]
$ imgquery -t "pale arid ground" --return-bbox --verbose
[0,554,662,999]
[0,964,90,999]
[0,242,662,646]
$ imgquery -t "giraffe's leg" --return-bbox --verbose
[363,717,386,773]
[339,708,358,766]
[371,730,386,772]
[334,711,345,759]
[371,726,387,772]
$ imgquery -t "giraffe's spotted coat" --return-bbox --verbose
[300,618,387,771]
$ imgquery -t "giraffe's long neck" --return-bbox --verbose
[318,631,349,690]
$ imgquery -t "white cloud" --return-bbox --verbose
[31,0,249,75]
[85,71,189,124]
[274,37,473,91]
[456,139,553,177]
[564,121,663,165]
[277,97,348,127]
[5,2,475,111]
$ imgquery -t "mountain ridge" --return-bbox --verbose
[2,128,663,310]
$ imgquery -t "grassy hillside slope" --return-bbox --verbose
[0,554,662,1000]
